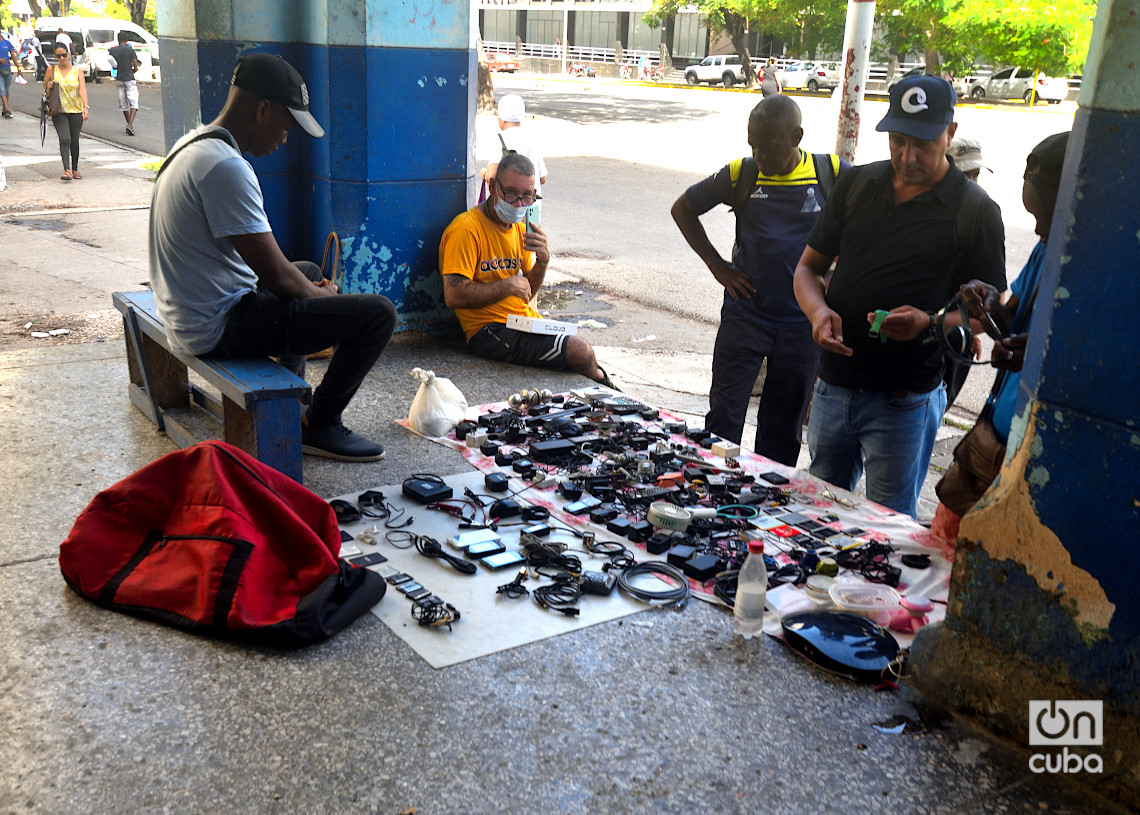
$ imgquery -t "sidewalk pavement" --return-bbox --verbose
[4,107,1115,815]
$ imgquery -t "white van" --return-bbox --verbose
[36,17,158,81]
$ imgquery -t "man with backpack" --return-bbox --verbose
[792,76,1006,517]
[671,95,846,465]
[148,53,397,462]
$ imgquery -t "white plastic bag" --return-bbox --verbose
[408,368,468,437]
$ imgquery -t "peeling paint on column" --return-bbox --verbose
[1055,286,1070,300]
[961,401,1116,633]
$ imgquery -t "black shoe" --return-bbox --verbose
[302,422,385,462]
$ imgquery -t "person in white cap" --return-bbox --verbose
[947,137,991,182]
[484,93,548,218]
[148,53,398,462]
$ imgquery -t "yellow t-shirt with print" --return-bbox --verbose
[439,205,540,341]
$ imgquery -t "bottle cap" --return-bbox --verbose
[747,540,765,554]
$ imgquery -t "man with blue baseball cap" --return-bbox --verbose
[792,75,1007,518]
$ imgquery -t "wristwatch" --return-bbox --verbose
[923,311,940,343]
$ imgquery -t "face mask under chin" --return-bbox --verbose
[493,198,528,224]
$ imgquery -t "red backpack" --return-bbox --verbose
[59,441,385,647]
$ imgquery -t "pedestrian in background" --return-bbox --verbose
[44,44,89,180]
[108,32,140,136]
[0,32,24,119]
[29,33,47,82]
[760,58,781,97]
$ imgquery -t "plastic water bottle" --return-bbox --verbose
[733,540,768,640]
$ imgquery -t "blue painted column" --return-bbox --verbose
[911,0,1140,802]
[156,0,477,331]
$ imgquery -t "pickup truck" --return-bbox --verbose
[683,54,762,88]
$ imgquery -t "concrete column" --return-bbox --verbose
[156,0,474,332]
[911,0,1140,803]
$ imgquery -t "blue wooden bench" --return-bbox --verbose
[112,290,312,482]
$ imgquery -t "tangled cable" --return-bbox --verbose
[615,561,689,609]
[411,596,461,630]
[496,567,530,598]
[533,574,581,616]
[415,535,478,575]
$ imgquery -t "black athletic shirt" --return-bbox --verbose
[806,159,1006,393]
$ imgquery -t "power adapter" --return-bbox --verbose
[485,472,510,492]
[578,571,616,595]
[402,479,454,503]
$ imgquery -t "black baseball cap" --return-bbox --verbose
[1026,132,1069,187]
[876,75,956,141]
[231,53,324,139]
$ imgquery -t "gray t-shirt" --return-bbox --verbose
[147,126,270,355]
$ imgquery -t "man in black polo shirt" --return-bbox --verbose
[793,76,1006,517]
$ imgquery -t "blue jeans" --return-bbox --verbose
[705,306,819,467]
[805,380,946,517]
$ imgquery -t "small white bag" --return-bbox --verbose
[407,368,468,437]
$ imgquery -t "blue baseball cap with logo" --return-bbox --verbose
[876,75,956,141]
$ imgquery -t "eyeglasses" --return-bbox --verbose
[495,178,540,206]
[55,52,68,58]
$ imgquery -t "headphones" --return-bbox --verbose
[934,293,998,365]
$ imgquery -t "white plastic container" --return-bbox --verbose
[827,582,901,625]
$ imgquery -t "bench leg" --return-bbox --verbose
[123,309,190,430]
[223,395,304,482]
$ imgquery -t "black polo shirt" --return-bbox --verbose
[806,159,1006,393]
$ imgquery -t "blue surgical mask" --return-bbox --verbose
[493,198,528,224]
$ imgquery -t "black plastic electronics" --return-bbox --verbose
[602,396,645,415]
[529,438,576,461]
[481,550,526,570]
[558,482,583,502]
[682,553,722,582]
[490,498,520,518]
[629,436,651,451]
[478,409,513,428]
[628,520,654,543]
[512,458,534,476]
[759,471,790,486]
[901,554,932,569]
[813,527,841,540]
[485,472,510,492]
[565,496,602,515]
[588,505,620,524]
[522,523,551,537]
[666,544,697,566]
[578,571,617,595]
[403,479,454,503]
[453,420,478,441]
[606,517,632,536]
[638,407,660,421]
[480,440,502,457]
[347,552,388,567]
[495,449,516,467]
[405,587,432,601]
[700,438,716,449]
[781,611,900,682]
[386,573,413,585]
[646,532,673,555]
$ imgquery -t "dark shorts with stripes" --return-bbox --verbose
[467,323,570,371]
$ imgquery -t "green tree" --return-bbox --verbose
[645,0,761,87]
[944,0,1094,77]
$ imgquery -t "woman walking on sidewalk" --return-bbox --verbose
[44,45,88,181]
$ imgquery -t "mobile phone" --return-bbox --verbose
[758,471,790,485]
[525,203,540,232]
[466,540,507,559]
[347,552,388,567]
[481,550,527,570]
[565,495,602,515]
[396,581,424,594]
[449,529,501,551]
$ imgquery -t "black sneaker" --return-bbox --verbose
[301,423,385,462]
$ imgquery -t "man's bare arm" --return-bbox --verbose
[794,246,852,356]
[443,273,532,310]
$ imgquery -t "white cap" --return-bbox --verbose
[497,94,525,123]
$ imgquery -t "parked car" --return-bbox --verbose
[886,66,973,98]
[486,51,520,73]
[685,54,754,88]
[780,61,839,91]
[968,67,1066,103]
[886,65,924,93]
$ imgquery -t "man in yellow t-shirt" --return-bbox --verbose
[439,152,613,386]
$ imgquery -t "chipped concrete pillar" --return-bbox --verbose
[910,0,1140,804]
[156,0,474,331]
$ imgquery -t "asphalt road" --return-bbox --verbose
[8,75,165,156]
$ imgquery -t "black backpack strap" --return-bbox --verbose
[156,131,234,178]
[812,152,838,201]
[731,156,760,254]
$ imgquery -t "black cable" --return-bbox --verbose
[496,567,531,598]
[411,596,461,630]
[384,530,416,549]
[615,561,689,608]
[712,569,738,607]
[533,574,581,616]
[415,535,478,575]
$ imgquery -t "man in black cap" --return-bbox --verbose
[792,75,1007,517]
[149,53,397,462]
